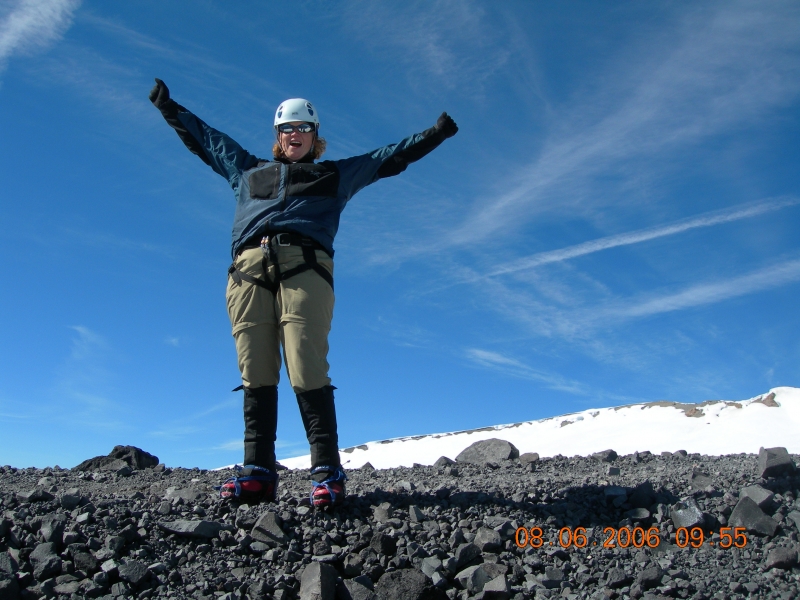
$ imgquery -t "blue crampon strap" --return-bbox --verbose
[215,464,277,498]
[310,465,347,505]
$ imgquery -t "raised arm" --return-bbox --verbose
[334,112,459,199]
[149,78,259,186]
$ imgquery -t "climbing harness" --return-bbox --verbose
[227,232,333,294]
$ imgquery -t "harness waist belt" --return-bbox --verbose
[229,233,333,293]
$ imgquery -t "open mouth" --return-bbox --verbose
[289,141,303,147]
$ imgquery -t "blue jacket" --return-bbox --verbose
[157,100,449,258]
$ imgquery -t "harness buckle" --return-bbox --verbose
[275,233,292,247]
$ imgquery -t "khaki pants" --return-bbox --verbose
[226,245,334,393]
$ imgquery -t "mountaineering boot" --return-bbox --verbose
[310,465,347,508]
[219,465,278,504]
[296,385,344,507]
[218,385,279,503]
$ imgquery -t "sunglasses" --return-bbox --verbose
[277,122,316,134]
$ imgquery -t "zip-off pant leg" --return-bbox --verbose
[226,246,334,394]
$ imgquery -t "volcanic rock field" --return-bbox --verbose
[1,443,799,600]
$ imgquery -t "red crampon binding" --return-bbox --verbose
[217,465,278,504]
[310,465,347,508]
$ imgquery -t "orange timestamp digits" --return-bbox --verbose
[514,526,662,549]
[674,526,747,548]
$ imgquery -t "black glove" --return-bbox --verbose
[149,78,170,109]
[435,112,458,138]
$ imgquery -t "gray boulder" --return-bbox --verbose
[740,485,775,510]
[728,497,779,537]
[670,498,705,530]
[252,512,289,546]
[337,577,377,600]
[758,447,796,478]
[518,452,539,464]
[455,564,492,594]
[30,542,61,580]
[118,560,149,586]
[591,449,618,463]
[375,569,441,600]
[456,439,519,464]
[73,445,159,471]
[764,547,798,570]
[299,561,337,600]
[157,520,233,539]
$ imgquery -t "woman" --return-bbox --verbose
[149,78,457,507]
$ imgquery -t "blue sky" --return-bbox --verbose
[1,1,798,470]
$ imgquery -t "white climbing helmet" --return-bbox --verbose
[274,98,319,130]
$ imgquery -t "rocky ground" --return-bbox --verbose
[1,443,799,600]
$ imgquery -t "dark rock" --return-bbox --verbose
[299,561,337,600]
[29,543,61,581]
[39,514,66,545]
[624,508,650,522]
[670,498,705,529]
[728,497,779,536]
[408,505,425,522]
[337,577,377,600]
[481,574,510,599]
[164,486,207,502]
[689,470,713,490]
[252,512,289,546]
[117,560,149,586]
[456,439,519,464]
[433,457,455,468]
[740,485,775,510]
[473,527,502,552]
[537,566,564,589]
[628,482,656,509]
[59,489,83,510]
[343,553,365,577]
[0,552,18,575]
[72,551,98,575]
[592,449,618,463]
[636,565,663,590]
[606,567,631,589]
[518,453,539,464]
[235,505,259,530]
[375,569,440,600]
[758,447,795,478]
[372,502,393,523]
[73,445,159,471]
[455,564,492,594]
[0,577,20,600]
[454,542,481,568]
[764,547,798,570]
[370,532,397,556]
[16,488,54,503]
[156,519,233,539]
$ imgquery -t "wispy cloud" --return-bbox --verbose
[465,348,590,395]
[164,336,180,347]
[604,257,800,320]
[480,255,800,342]
[213,439,241,452]
[342,0,508,93]
[0,0,80,73]
[462,197,800,283]
[447,2,800,246]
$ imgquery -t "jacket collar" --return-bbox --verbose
[274,153,315,165]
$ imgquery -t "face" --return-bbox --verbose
[279,121,315,162]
